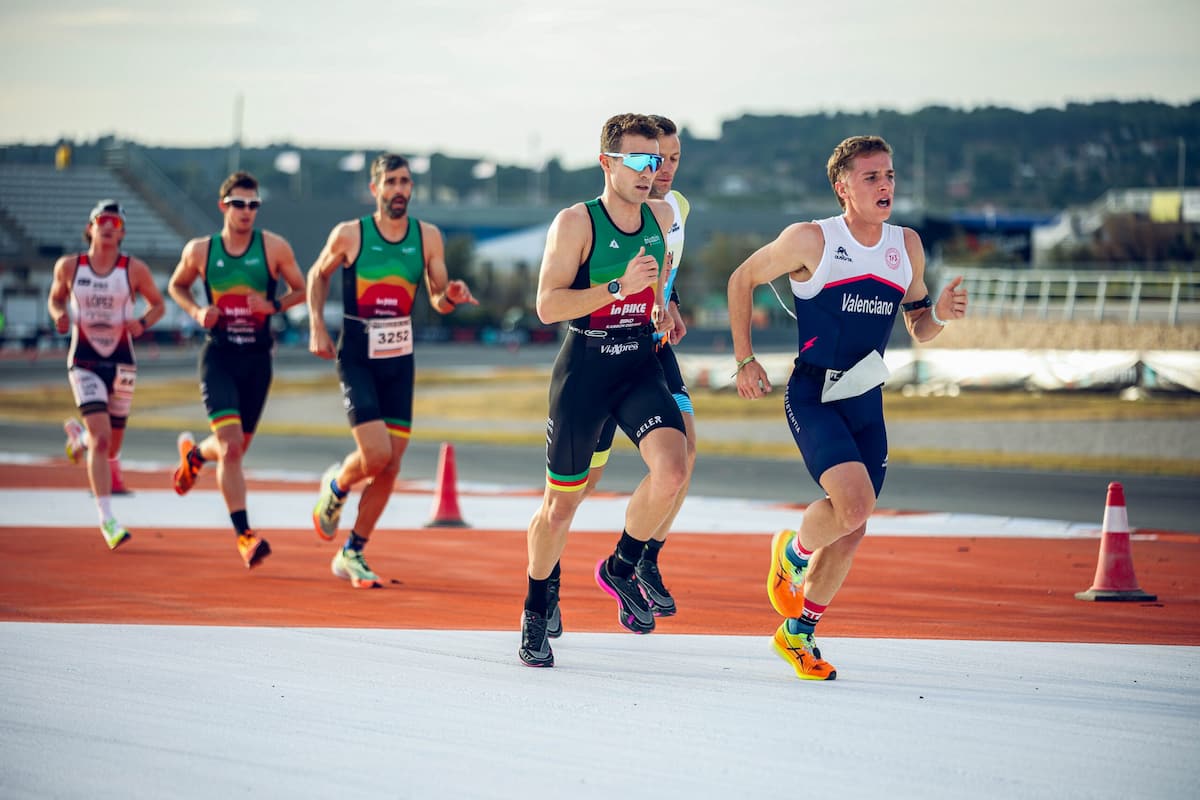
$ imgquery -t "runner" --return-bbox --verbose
[49,199,165,549]
[167,172,306,568]
[727,135,968,680]
[308,153,477,589]
[519,113,687,667]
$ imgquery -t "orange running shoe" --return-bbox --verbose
[772,622,836,681]
[767,529,808,618]
[237,531,271,569]
[173,432,202,496]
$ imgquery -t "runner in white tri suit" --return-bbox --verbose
[47,200,165,550]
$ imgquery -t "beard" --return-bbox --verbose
[384,196,408,219]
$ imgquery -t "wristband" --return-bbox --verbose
[930,306,948,327]
[138,315,151,329]
[731,354,756,377]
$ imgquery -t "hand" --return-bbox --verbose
[124,318,146,338]
[669,305,686,346]
[245,294,276,315]
[620,246,660,296]
[936,276,968,321]
[309,326,335,360]
[736,360,772,399]
[195,305,220,329]
[53,312,69,335]
[653,304,674,338]
[446,279,479,307]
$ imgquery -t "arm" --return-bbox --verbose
[125,257,165,338]
[899,227,968,343]
[257,231,306,315]
[420,222,478,315]
[168,239,219,329]
[648,199,675,338]
[47,256,75,335]
[727,222,823,399]
[306,221,355,360]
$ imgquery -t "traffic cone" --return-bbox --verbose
[425,442,469,528]
[1075,482,1156,602]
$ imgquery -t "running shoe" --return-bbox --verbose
[772,622,836,681]
[110,459,130,495]
[594,557,655,634]
[546,574,563,638]
[767,529,808,618]
[519,610,554,667]
[312,463,345,541]
[331,547,383,588]
[172,432,203,496]
[100,518,131,551]
[63,417,87,464]
[635,558,677,617]
[237,531,271,569]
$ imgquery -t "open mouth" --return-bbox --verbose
[877,197,891,209]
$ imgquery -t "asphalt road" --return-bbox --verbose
[4,422,1196,533]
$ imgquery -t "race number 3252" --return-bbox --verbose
[367,316,413,359]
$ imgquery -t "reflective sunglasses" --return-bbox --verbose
[223,196,263,210]
[603,152,663,172]
[92,213,124,229]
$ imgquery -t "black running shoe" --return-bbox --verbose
[546,575,563,638]
[594,558,655,634]
[635,559,677,617]
[519,610,554,667]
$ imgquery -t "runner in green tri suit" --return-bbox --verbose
[307,153,478,589]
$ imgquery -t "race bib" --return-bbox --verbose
[821,350,889,403]
[113,364,137,401]
[367,316,413,359]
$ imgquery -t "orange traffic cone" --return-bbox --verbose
[1075,482,1156,602]
[425,442,469,528]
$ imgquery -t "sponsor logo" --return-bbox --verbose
[609,240,620,249]
[885,247,902,269]
[643,235,662,246]
[841,293,894,315]
[800,336,818,354]
[635,414,663,438]
[609,302,648,316]
[245,258,261,266]
[882,454,888,469]
[216,259,224,268]
[834,246,853,262]
[401,246,417,254]
[828,369,844,384]
[668,221,680,234]
[76,277,91,287]
[600,341,639,356]
[370,245,384,252]
[377,297,398,306]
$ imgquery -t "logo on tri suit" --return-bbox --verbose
[834,246,853,263]
[600,341,639,356]
[885,248,901,269]
[635,415,663,438]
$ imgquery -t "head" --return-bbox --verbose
[218,171,262,234]
[598,113,663,203]
[648,115,681,199]
[827,135,895,215]
[369,153,413,220]
[84,199,125,247]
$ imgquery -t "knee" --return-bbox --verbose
[832,493,875,533]
[542,494,580,530]
[87,429,111,456]
[217,436,246,463]
[655,456,688,497]
[360,444,392,476]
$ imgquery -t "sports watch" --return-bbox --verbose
[607,279,625,301]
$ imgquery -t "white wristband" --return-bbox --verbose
[930,306,948,327]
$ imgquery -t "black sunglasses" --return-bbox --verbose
[223,197,262,210]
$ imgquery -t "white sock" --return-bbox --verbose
[97,496,113,524]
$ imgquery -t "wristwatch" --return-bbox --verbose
[607,279,625,301]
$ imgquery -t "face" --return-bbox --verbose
[837,151,895,220]
[371,167,414,219]
[651,133,681,199]
[88,213,124,246]
[220,188,261,234]
[602,134,660,203]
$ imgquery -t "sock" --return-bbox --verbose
[329,477,347,500]
[799,597,828,628]
[525,574,549,616]
[344,531,367,552]
[787,533,813,570]
[230,509,250,536]
[96,496,113,524]
[191,447,207,466]
[786,617,816,636]
[549,561,561,581]
[642,538,665,565]
[607,531,643,579]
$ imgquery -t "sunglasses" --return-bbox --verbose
[603,152,664,173]
[223,197,263,210]
[92,214,124,229]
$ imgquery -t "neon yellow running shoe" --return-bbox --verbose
[100,518,131,551]
[312,463,346,541]
[331,547,383,589]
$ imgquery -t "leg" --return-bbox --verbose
[345,422,407,539]
[621,426,689,542]
[81,410,113,502]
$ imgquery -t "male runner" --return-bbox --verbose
[520,113,687,667]
[579,114,694,621]
[727,135,968,680]
[308,153,477,588]
[49,199,165,549]
[168,172,306,568]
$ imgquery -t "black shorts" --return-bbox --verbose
[594,342,692,457]
[337,353,415,437]
[545,332,685,491]
[198,342,273,434]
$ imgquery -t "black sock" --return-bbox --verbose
[642,539,664,564]
[190,447,207,467]
[608,531,643,579]
[345,531,367,551]
[230,509,249,535]
[526,574,549,616]
[549,561,561,581]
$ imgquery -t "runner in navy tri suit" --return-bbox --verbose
[727,135,969,680]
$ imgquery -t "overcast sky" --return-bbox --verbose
[1,0,1196,168]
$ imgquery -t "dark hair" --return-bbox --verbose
[219,171,258,201]
[600,114,660,153]
[649,115,678,137]
[827,136,893,209]
[371,153,411,183]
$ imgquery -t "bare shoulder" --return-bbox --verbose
[901,226,925,263]
[418,219,444,241]
[180,235,210,264]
